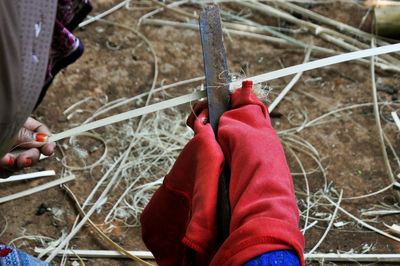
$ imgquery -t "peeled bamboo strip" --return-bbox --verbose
[46,71,166,262]
[143,18,336,55]
[83,76,205,124]
[370,40,399,202]
[273,0,390,46]
[0,175,75,204]
[63,185,152,265]
[305,253,400,262]
[35,248,400,262]
[35,248,154,259]
[49,90,207,142]
[240,1,368,47]
[362,209,400,216]
[230,43,400,90]
[144,18,398,72]
[268,45,312,112]
[392,111,400,131]
[0,171,55,183]
[137,0,189,27]
[48,44,400,142]
[239,1,400,67]
[143,18,291,46]
[325,196,400,244]
[149,0,197,19]
[79,0,128,28]
[308,191,343,254]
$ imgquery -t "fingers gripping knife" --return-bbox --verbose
[199,5,231,247]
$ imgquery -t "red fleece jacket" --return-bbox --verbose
[141,81,305,266]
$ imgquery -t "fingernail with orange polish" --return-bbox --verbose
[7,156,14,166]
[24,158,31,168]
[35,133,49,142]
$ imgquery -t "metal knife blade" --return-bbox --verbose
[199,4,231,247]
[199,5,231,132]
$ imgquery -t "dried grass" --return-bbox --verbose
[3,0,399,264]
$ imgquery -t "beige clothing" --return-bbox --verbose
[0,0,57,156]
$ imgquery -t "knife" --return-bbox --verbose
[199,4,231,247]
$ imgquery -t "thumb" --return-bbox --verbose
[15,128,49,148]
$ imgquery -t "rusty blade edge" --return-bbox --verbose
[199,4,231,132]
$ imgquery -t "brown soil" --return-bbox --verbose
[1,1,400,265]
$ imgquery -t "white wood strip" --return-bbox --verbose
[305,253,400,262]
[78,0,128,28]
[268,45,312,112]
[34,248,400,262]
[392,111,400,131]
[230,43,400,90]
[50,90,207,142]
[0,170,55,183]
[34,248,154,259]
[0,175,75,204]
[49,44,400,142]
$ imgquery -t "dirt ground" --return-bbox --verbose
[1,0,400,265]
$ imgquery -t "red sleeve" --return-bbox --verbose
[211,81,305,266]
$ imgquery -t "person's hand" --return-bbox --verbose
[0,117,56,171]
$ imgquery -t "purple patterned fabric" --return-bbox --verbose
[51,19,78,58]
[56,0,92,31]
[56,0,74,26]
[43,19,82,87]
[38,0,90,107]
